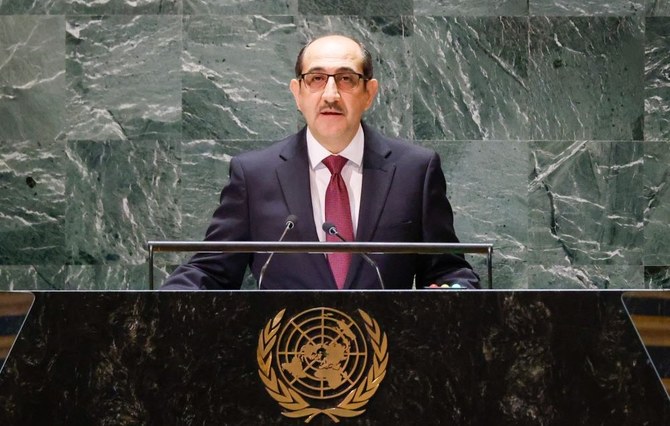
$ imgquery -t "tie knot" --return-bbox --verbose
[323,155,348,175]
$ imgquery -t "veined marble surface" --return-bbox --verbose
[0,0,181,14]
[528,17,644,141]
[66,16,182,141]
[0,264,154,290]
[0,0,60,14]
[529,141,644,266]
[415,0,529,15]
[66,0,182,15]
[0,16,65,141]
[645,265,670,287]
[184,0,297,14]
[427,140,529,288]
[530,0,645,15]
[64,140,180,266]
[182,15,300,140]
[0,9,668,290]
[413,17,530,140]
[298,0,413,15]
[645,17,670,140]
[0,141,66,265]
[179,139,268,241]
[647,0,670,15]
[528,264,644,288]
[644,142,670,265]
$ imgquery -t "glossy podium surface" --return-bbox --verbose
[0,291,668,425]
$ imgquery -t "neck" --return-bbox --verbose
[321,141,348,154]
[309,128,358,154]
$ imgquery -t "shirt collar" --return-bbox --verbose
[306,125,364,170]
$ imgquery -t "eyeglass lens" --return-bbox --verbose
[303,73,361,91]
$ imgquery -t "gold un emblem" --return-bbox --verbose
[257,307,389,423]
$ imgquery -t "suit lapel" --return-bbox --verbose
[344,124,396,289]
[276,129,337,288]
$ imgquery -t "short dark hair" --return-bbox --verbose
[294,35,374,80]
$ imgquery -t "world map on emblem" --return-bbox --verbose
[276,307,369,399]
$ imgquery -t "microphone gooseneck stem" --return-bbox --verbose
[258,216,297,289]
[322,222,386,290]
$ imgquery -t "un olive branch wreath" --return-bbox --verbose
[257,309,388,423]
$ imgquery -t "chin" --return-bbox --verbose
[314,123,348,138]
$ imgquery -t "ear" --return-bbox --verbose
[364,79,379,110]
[289,79,301,111]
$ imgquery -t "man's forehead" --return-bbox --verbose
[302,36,364,70]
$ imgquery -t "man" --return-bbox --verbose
[162,35,479,290]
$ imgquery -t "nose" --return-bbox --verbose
[321,75,340,101]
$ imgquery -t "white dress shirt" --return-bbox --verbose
[306,125,364,242]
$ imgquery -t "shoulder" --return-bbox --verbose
[236,133,298,161]
[362,123,437,164]
[233,128,305,167]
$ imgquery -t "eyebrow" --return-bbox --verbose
[304,66,359,74]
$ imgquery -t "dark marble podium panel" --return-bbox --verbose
[0,291,668,425]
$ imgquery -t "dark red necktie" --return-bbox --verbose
[323,155,354,289]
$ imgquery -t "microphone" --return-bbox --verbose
[322,222,385,290]
[258,214,298,289]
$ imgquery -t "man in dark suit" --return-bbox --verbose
[162,35,479,290]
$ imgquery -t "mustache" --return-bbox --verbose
[320,102,344,114]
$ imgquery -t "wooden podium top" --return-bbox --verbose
[0,290,668,425]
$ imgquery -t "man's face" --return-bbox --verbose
[290,36,378,150]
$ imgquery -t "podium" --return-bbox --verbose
[0,290,668,424]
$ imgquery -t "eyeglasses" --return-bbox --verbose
[299,72,368,92]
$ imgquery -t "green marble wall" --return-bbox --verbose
[0,1,668,289]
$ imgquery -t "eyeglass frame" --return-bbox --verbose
[298,72,370,92]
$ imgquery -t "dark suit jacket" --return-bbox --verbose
[162,123,479,290]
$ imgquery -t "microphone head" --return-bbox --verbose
[322,222,337,235]
[285,214,298,229]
